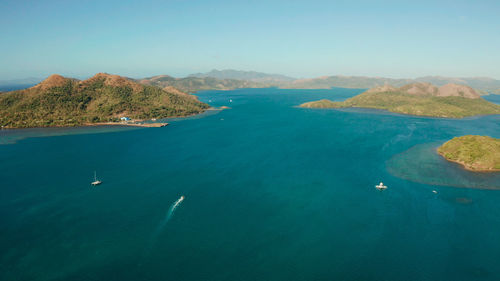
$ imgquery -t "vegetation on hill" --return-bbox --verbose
[138,75,267,93]
[437,135,500,171]
[0,73,209,128]
[300,83,500,118]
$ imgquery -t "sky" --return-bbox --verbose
[1,0,499,80]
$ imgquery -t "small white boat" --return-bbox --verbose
[375,182,387,190]
[432,190,438,194]
[91,171,102,186]
[172,195,185,209]
[229,99,233,103]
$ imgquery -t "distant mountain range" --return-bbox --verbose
[415,76,500,93]
[285,75,500,94]
[189,69,296,83]
[2,70,500,94]
[186,70,500,94]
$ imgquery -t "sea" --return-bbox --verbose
[1,88,500,281]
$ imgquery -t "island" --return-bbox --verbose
[0,73,209,128]
[138,69,297,93]
[139,75,264,93]
[437,135,500,172]
[300,83,500,118]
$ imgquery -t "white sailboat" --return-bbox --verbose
[91,171,102,186]
[375,182,387,190]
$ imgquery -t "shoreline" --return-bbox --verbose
[436,149,500,173]
[1,121,169,130]
[0,108,215,130]
[84,122,168,128]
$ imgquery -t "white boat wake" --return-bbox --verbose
[157,195,184,232]
[146,196,185,252]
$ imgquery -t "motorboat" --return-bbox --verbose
[375,182,387,190]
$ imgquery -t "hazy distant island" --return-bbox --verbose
[163,70,500,94]
[138,70,295,93]
[438,135,500,172]
[300,82,500,118]
[0,73,209,128]
[284,75,500,94]
[186,70,500,93]
[189,69,296,83]
[138,75,264,93]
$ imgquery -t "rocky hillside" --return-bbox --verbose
[284,76,414,89]
[368,83,481,98]
[0,73,209,128]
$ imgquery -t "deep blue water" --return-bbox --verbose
[0,84,36,92]
[1,88,500,281]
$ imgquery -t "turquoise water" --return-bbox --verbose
[1,88,500,281]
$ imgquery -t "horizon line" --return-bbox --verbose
[1,70,500,83]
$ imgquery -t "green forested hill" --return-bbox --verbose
[438,135,500,171]
[300,83,500,118]
[0,73,209,128]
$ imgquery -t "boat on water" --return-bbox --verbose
[375,182,387,190]
[172,196,185,208]
[91,171,102,186]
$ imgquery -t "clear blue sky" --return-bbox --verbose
[1,0,499,80]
